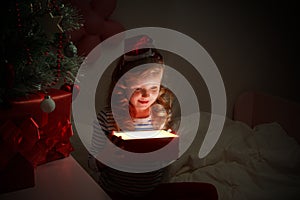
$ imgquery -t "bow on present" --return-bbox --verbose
[38,118,74,164]
[0,117,73,168]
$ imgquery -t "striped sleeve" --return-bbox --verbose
[89,108,115,157]
[89,109,165,197]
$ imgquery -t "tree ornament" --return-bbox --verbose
[37,12,63,38]
[56,33,64,78]
[64,41,77,57]
[72,84,80,100]
[60,83,80,100]
[60,83,72,92]
[40,95,56,113]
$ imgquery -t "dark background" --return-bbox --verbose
[104,0,300,117]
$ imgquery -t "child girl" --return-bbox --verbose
[89,36,178,199]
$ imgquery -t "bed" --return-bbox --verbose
[158,91,300,200]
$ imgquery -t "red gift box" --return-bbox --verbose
[0,89,74,193]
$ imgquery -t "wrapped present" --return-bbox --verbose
[0,89,74,193]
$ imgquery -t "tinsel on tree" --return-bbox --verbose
[0,0,84,103]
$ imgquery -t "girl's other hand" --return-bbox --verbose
[108,132,124,149]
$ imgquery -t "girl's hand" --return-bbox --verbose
[108,132,124,149]
[107,132,126,160]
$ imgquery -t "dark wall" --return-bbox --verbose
[100,0,300,117]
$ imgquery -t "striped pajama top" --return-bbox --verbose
[89,108,165,197]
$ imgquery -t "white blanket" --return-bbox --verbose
[165,112,300,200]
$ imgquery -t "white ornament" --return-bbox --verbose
[40,95,56,113]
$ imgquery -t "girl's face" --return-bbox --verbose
[127,68,163,112]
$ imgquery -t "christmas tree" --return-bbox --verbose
[0,0,84,103]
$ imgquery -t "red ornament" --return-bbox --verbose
[60,83,72,92]
[60,83,80,100]
[72,84,80,100]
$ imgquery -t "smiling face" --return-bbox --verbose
[124,65,163,118]
[130,81,161,110]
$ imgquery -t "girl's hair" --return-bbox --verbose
[108,48,176,131]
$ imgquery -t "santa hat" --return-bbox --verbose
[123,35,155,61]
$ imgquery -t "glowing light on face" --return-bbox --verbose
[127,69,163,112]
